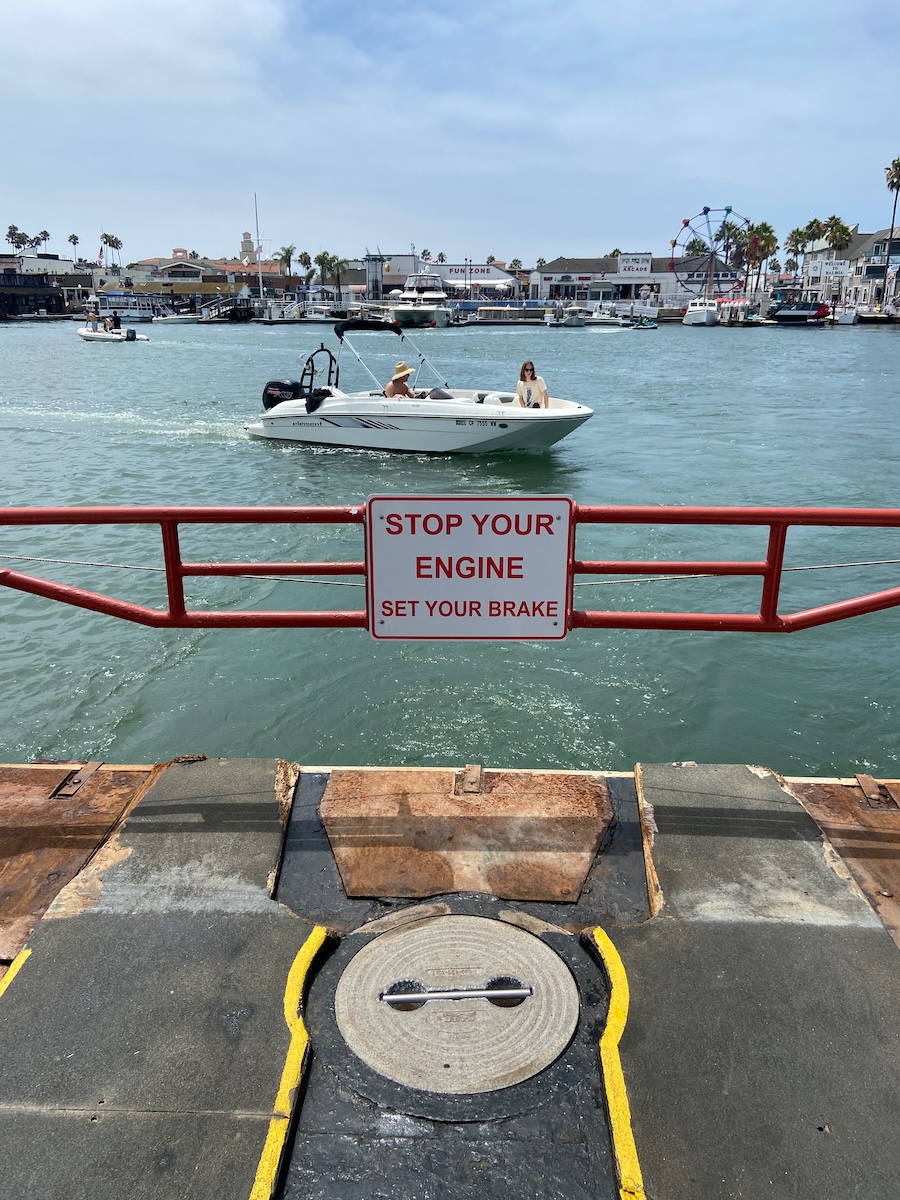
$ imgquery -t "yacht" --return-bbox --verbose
[389,272,453,328]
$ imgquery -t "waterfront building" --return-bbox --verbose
[0,254,68,317]
[530,254,741,308]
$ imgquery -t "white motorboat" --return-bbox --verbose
[682,298,719,326]
[77,326,150,342]
[389,272,453,328]
[244,319,592,454]
[544,306,587,327]
[151,312,201,324]
[302,303,345,323]
[583,303,631,327]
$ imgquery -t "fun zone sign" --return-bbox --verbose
[366,496,573,640]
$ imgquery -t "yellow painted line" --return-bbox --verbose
[249,925,328,1200]
[0,947,31,1000]
[591,926,646,1200]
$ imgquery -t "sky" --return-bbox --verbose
[4,0,900,267]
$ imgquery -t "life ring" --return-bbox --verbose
[680,307,687,316]
[431,319,437,326]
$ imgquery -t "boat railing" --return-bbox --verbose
[1,504,899,634]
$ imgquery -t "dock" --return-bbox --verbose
[1,757,899,1199]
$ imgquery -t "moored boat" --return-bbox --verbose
[766,297,830,325]
[545,306,587,328]
[682,298,718,326]
[472,305,547,326]
[388,272,453,328]
[244,319,592,453]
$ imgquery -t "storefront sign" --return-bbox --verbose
[366,496,573,640]
[618,254,652,274]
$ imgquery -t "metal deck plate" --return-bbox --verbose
[334,914,580,1094]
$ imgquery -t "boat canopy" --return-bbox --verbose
[334,318,402,340]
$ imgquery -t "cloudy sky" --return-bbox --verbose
[5,0,899,266]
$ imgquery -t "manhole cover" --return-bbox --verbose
[334,915,580,1094]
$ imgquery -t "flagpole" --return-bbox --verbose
[254,193,265,312]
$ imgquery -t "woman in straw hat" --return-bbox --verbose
[385,360,420,398]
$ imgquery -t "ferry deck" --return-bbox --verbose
[1,756,899,1199]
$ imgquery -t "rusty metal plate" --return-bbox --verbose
[787,778,900,951]
[0,764,157,960]
[320,767,613,901]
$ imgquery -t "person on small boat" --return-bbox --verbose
[385,361,421,398]
[111,311,121,331]
[516,361,549,409]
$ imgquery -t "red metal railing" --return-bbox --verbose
[1,504,899,633]
[572,505,900,632]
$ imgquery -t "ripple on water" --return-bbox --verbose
[1,319,899,774]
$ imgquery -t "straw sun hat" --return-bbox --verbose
[391,361,414,381]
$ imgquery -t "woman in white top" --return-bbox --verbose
[516,361,549,408]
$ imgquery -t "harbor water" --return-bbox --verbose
[0,318,898,776]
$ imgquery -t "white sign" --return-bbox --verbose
[821,260,850,277]
[618,253,652,274]
[366,496,573,640]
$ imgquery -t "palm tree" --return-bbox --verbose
[684,237,708,259]
[313,251,331,286]
[606,248,622,258]
[101,232,123,267]
[436,251,446,263]
[486,254,495,264]
[68,233,79,259]
[330,256,348,297]
[37,230,50,250]
[784,227,807,275]
[536,257,547,268]
[420,248,432,262]
[6,224,20,250]
[785,258,799,277]
[508,258,522,271]
[881,156,900,305]
[714,220,744,267]
[278,244,296,276]
[751,222,778,293]
[824,216,852,256]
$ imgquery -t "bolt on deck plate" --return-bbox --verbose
[334,914,580,1095]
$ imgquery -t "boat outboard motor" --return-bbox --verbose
[262,380,302,410]
[125,328,136,341]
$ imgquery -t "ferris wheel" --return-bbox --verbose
[668,206,751,296]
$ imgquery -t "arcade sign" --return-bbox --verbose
[366,495,573,640]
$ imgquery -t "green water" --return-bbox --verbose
[0,318,897,776]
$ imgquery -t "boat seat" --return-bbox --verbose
[483,392,515,405]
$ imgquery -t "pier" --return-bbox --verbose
[2,756,899,1199]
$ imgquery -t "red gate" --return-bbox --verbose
[1,504,899,633]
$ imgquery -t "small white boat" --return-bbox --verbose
[682,298,719,326]
[151,312,201,324]
[77,326,150,342]
[244,319,592,454]
[583,303,631,327]
[832,305,859,326]
[544,306,587,328]
[302,303,345,323]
